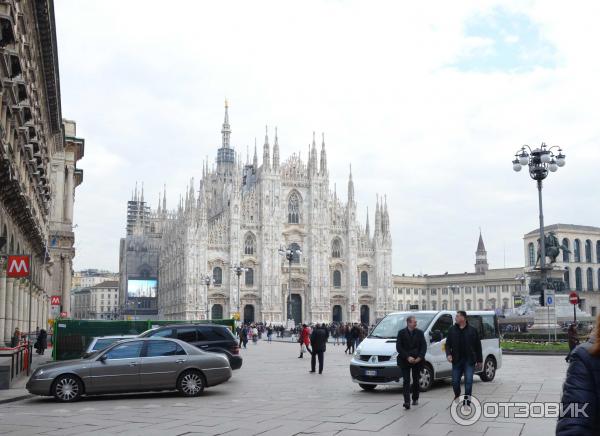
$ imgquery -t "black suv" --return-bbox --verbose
[139,324,242,370]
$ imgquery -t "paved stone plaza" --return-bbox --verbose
[0,341,567,435]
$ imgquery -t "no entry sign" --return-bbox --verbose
[6,255,30,278]
[569,292,579,305]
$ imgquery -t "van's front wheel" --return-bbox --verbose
[479,357,496,382]
[419,364,434,392]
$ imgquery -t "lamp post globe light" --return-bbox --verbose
[201,274,213,320]
[231,264,248,321]
[278,245,302,323]
[512,142,566,303]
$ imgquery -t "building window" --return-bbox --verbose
[592,307,597,317]
[331,238,342,258]
[442,301,448,310]
[587,267,594,291]
[575,267,582,291]
[333,270,341,288]
[465,287,472,294]
[431,301,437,310]
[528,242,536,266]
[288,191,301,224]
[564,268,571,290]
[244,234,255,255]
[245,268,254,286]
[454,300,460,310]
[489,286,496,293]
[574,239,581,262]
[478,299,484,310]
[502,285,509,293]
[442,288,449,295]
[360,271,368,287]
[586,240,593,263]
[563,238,570,262]
[213,266,222,285]
[466,300,472,310]
[430,288,437,296]
[490,299,496,310]
[477,286,484,294]
[502,298,509,309]
[597,241,600,264]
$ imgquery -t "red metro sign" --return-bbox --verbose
[6,255,30,278]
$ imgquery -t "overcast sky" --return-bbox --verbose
[55,0,600,275]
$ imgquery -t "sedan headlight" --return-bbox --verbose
[353,348,361,357]
[33,368,46,378]
[390,352,398,360]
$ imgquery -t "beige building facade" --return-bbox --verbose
[71,280,119,320]
[0,0,82,344]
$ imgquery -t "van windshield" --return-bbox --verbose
[370,313,436,339]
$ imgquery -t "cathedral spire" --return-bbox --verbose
[158,192,162,213]
[140,182,144,203]
[263,126,271,171]
[347,164,354,205]
[365,206,370,238]
[253,139,258,169]
[221,99,231,149]
[273,127,280,171]
[320,132,327,175]
[134,181,138,202]
[163,184,167,211]
[374,195,381,237]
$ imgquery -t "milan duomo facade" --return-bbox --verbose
[125,104,393,325]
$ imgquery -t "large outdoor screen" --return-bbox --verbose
[127,279,158,298]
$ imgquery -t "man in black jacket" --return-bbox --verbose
[310,323,329,374]
[396,315,427,409]
[445,311,482,403]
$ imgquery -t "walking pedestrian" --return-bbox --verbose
[344,324,353,354]
[11,328,20,348]
[299,324,311,358]
[310,323,328,374]
[445,310,482,404]
[34,329,47,355]
[267,325,273,343]
[252,325,259,344]
[396,315,427,409]
[566,323,580,362]
[239,325,248,349]
[557,314,600,435]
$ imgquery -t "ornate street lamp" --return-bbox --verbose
[278,245,303,322]
[231,264,248,321]
[512,142,566,299]
[201,274,212,320]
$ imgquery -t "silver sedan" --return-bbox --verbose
[26,338,232,402]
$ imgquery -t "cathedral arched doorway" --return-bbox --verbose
[211,304,223,320]
[243,305,255,324]
[332,305,342,323]
[290,294,302,324]
[360,305,370,325]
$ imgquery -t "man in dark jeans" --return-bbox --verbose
[396,315,427,409]
[445,311,482,405]
[310,323,329,374]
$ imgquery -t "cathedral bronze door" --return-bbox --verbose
[211,304,223,320]
[360,305,370,325]
[332,305,342,323]
[243,305,255,324]
[290,294,302,324]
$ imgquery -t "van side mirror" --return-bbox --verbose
[430,330,442,342]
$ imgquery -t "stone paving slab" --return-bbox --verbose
[0,341,569,435]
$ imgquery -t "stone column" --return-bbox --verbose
[22,283,29,334]
[0,269,6,346]
[62,257,72,316]
[4,278,14,345]
[13,280,21,331]
[65,165,75,222]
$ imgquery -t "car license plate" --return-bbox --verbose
[364,370,377,377]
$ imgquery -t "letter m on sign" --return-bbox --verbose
[7,255,30,278]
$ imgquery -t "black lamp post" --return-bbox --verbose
[231,264,247,321]
[201,274,212,320]
[278,245,302,323]
[512,143,566,298]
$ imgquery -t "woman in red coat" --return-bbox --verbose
[298,324,312,358]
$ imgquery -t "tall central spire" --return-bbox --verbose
[221,99,231,149]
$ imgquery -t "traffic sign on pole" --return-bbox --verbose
[569,291,579,305]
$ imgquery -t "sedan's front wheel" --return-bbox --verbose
[177,370,205,397]
[52,375,83,402]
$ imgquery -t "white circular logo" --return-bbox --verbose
[450,395,482,426]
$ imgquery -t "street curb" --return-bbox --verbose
[0,394,33,405]
[502,350,567,356]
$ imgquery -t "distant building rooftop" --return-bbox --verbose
[525,224,600,237]
[91,280,119,289]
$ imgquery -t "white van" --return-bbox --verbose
[349,310,502,391]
